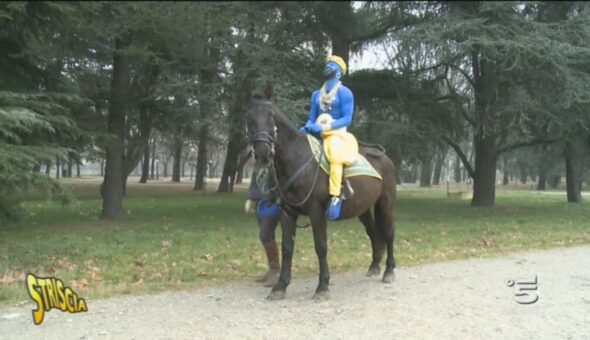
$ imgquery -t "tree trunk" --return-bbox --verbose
[419,156,433,187]
[45,160,51,175]
[236,167,244,184]
[218,139,242,193]
[217,48,250,193]
[101,37,130,219]
[209,159,216,178]
[172,141,182,182]
[317,2,353,67]
[470,52,500,207]
[549,175,560,189]
[66,157,72,178]
[235,148,251,185]
[411,163,418,184]
[518,160,527,184]
[150,143,156,180]
[122,103,153,187]
[432,149,446,186]
[471,135,497,207]
[76,162,81,178]
[565,138,584,203]
[163,161,169,178]
[181,161,186,178]
[140,145,150,183]
[100,161,104,177]
[122,174,128,197]
[331,34,350,70]
[529,170,537,183]
[537,171,547,190]
[194,124,209,190]
[194,44,219,191]
[502,155,510,186]
[32,163,41,173]
[56,157,60,179]
[454,154,462,183]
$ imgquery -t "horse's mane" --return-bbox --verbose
[271,104,299,133]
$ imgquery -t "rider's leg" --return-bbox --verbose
[323,133,345,220]
[329,162,343,198]
[256,214,281,286]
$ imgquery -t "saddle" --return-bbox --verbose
[359,141,386,158]
[306,134,382,182]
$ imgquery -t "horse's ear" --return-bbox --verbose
[263,81,273,101]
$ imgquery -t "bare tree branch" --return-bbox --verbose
[443,135,475,179]
[445,63,475,87]
[443,76,477,127]
[497,138,560,155]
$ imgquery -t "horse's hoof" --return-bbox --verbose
[382,272,395,283]
[366,266,381,277]
[267,291,286,301]
[312,290,330,302]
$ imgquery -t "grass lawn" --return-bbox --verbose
[1,179,589,306]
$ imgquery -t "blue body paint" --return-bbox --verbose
[301,60,355,220]
[305,62,355,131]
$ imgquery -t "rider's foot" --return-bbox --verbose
[326,196,343,221]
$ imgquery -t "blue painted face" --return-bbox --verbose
[323,62,342,81]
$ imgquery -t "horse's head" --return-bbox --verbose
[246,81,276,166]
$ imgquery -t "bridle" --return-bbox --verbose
[249,131,275,156]
[248,102,323,209]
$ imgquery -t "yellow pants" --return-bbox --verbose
[322,130,359,197]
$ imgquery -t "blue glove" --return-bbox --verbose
[299,122,312,134]
[309,123,323,134]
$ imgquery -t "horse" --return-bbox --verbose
[246,83,397,301]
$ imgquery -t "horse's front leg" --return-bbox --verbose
[310,207,330,301]
[267,210,297,301]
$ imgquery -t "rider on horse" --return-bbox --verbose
[300,55,359,221]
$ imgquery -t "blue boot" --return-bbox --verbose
[326,196,343,221]
[257,198,280,218]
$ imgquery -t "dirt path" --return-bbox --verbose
[1,246,589,340]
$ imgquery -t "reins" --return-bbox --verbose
[249,105,324,229]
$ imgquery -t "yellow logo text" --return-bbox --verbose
[26,273,88,325]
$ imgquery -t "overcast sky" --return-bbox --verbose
[349,44,390,72]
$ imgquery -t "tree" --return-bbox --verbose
[0,2,87,222]
[394,1,590,206]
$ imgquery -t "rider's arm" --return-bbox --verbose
[306,91,320,126]
[330,87,354,130]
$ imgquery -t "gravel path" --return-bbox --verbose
[1,246,589,340]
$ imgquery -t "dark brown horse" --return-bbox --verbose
[246,84,397,301]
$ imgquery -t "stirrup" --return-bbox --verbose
[326,196,343,221]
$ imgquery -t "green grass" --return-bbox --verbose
[1,180,589,306]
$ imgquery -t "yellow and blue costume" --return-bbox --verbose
[300,56,358,220]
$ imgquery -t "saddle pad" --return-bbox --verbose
[306,134,382,180]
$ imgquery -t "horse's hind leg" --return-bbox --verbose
[359,211,384,276]
[374,196,395,283]
[268,211,298,301]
